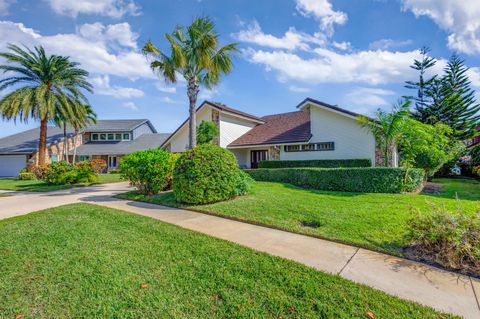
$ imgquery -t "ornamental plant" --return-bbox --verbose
[89,159,107,174]
[173,144,253,204]
[120,149,174,195]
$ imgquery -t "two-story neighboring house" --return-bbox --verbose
[0,119,170,176]
[162,98,397,168]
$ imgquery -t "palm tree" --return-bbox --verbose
[70,104,97,164]
[0,44,93,165]
[359,99,411,167]
[143,17,238,148]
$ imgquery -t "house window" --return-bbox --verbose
[107,133,115,141]
[284,142,334,152]
[122,133,130,141]
[79,155,91,161]
[91,133,99,141]
[100,133,106,141]
[115,133,122,140]
[50,154,59,162]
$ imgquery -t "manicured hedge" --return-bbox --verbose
[246,167,424,193]
[258,158,372,169]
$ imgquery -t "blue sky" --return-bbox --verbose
[1,0,480,137]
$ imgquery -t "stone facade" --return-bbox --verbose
[27,133,82,167]
[268,146,281,161]
[211,109,220,146]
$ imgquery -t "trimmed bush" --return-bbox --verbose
[405,205,480,276]
[173,144,253,204]
[258,158,372,169]
[75,161,98,183]
[17,172,37,180]
[120,149,174,195]
[89,159,107,174]
[246,167,424,193]
[45,161,78,185]
[29,164,49,180]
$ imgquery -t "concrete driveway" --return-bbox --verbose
[0,182,131,220]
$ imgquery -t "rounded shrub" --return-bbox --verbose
[76,161,98,183]
[120,149,174,195]
[45,161,78,185]
[173,144,253,204]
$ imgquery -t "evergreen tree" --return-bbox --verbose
[405,46,437,122]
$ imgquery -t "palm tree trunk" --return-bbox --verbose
[384,139,390,167]
[187,78,199,149]
[63,123,68,163]
[38,117,48,166]
[72,128,79,164]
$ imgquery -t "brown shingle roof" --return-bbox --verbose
[228,111,311,147]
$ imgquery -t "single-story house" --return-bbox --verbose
[162,98,398,168]
[0,119,170,177]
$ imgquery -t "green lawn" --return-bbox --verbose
[0,203,452,318]
[0,174,123,192]
[430,178,480,200]
[118,178,480,256]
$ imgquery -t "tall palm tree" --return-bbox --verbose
[359,99,411,167]
[70,104,96,164]
[143,16,237,148]
[0,44,93,165]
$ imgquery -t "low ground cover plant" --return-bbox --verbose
[17,170,36,180]
[405,205,480,276]
[173,144,253,204]
[120,149,174,195]
[258,158,372,169]
[247,167,424,193]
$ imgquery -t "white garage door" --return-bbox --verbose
[0,155,27,177]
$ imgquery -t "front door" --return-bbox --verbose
[108,156,117,169]
[250,150,268,169]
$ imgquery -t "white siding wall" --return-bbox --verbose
[219,114,257,148]
[169,107,212,153]
[230,148,249,168]
[279,106,376,164]
[132,122,154,139]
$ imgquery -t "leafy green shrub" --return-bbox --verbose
[173,144,253,204]
[28,164,49,180]
[17,172,37,180]
[246,167,424,193]
[45,161,78,185]
[258,158,372,168]
[120,149,174,195]
[76,161,98,183]
[197,120,219,144]
[405,205,480,276]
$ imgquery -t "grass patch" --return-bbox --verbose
[0,203,452,318]
[117,179,479,256]
[0,174,123,192]
[430,178,480,201]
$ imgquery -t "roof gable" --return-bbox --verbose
[84,119,157,133]
[296,98,360,119]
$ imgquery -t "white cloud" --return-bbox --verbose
[0,21,152,80]
[402,0,480,54]
[295,0,347,35]
[46,0,140,18]
[246,47,428,85]
[288,85,311,93]
[155,82,177,94]
[91,75,144,98]
[332,41,351,51]
[161,96,182,104]
[346,87,396,107]
[122,101,138,110]
[368,38,413,50]
[0,0,14,15]
[233,21,326,50]
[199,88,218,100]
[77,22,138,49]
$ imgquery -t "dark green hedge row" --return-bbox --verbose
[258,158,372,168]
[246,167,424,193]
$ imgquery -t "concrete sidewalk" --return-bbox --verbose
[1,188,479,318]
[89,198,480,319]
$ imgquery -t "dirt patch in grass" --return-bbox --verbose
[420,182,443,195]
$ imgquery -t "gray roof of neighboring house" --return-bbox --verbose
[84,119,157,133]
[0,126,75,155]
[75,133,171,156]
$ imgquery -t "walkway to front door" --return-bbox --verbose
[250,150,268,168]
